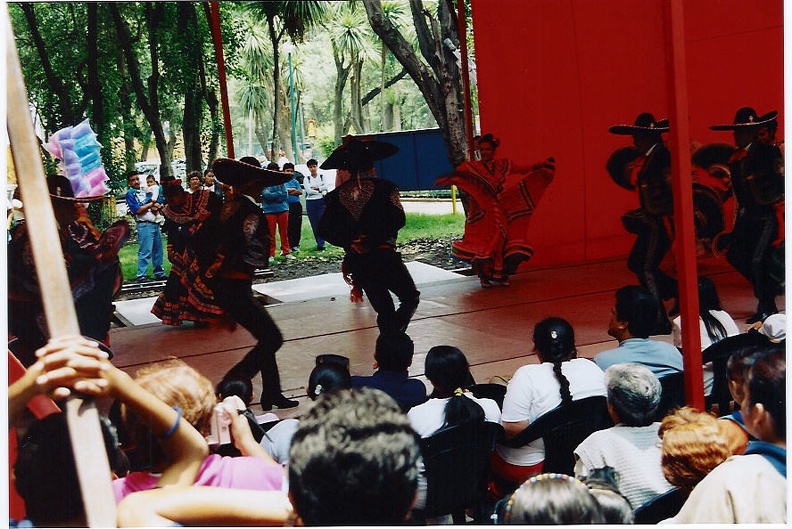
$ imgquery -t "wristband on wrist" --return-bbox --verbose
[161,406,182,440]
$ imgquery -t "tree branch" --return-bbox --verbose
[360,69,408,106]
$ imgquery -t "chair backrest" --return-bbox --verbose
[467,383,507,409]
[702,332,769,413]
[420,420,504,518]
[500,396,612,475]
[633,487,685,524]
[657,372,686,420]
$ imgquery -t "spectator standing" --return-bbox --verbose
[594,285,684,378]
[202,168,225,202]
[574,363,674,509]
[261,161,292,259]
[282,162,303,252]
[303,158,328,251]
[126,170,166,282]
[187,171,203,193]
[351,332,427,412]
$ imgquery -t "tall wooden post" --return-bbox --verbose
[4,4,117,525]
[664,0,704,410]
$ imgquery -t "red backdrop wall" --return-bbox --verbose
[470,0,783,267]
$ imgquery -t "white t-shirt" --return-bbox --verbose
[408,394,501,438]
[497,358,606,466]
[672,309,740,395]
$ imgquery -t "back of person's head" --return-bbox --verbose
[744,348,786,440]
[659,407,731,493]
[282,162,295,171]
[615,285,659,338]
[374,332,414,372]
[216,376,254,406]
[266,161,280,171]
[605,363,661,426]
[239,156,261,168]
[307,362,352,400]
[344,139,375,174]
[504,473,604,524]
[697,276,728,342]
[425,345,484,430]
[14,413,120,526]
[581,466,634,523]
[726,341,772,403]
[533,317,577,405]
[128,359,217,467]
[288,388,420,525]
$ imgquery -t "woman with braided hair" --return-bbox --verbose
[493,317,607,483]
[407,345,500,438]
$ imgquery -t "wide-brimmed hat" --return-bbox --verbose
[47,174,108,202]
[710,107,778,131]
[609,113,669,135]
[320,135,398,170]
[211,158,292,188]
[691,143,736,169]
[606,146,642,190]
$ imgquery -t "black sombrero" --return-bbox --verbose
[606,146,642,190]
[211,158,292,188]
[710,107,778,131]
[609,113,669,135]
[320,135,399,170]
[691,143,735,169]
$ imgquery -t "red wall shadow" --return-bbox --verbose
[470,0,783,267]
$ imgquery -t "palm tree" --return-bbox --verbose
[236,22,274,156]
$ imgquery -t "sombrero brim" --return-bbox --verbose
[212,158,292,187]
[710,110,778,131]
[320,138,399,170]
[606,146,642,190]
[691,143,736,169]
[609,119,670,135]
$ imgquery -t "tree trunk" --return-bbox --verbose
[349,59,364,134]
[361,0,467,166]
[267,15,281,159]
[206,88,220,165]
[180,2,204,174]
[115,49,137,170]
[332,41,351,146]
[86,4,103,138]
[254,114,269,157]
[110,2,172,179]
[20,3,76,128]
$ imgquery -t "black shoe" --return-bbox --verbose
[261,393,299,411]
[155,274,167,280]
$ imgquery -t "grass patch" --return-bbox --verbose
[118,211,465,279]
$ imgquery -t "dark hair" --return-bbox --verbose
[14,413,121,525]
[615,285,659,338]
[374,332,414,372]
[216,377,254,406]
[282,162,295,171]
[266,161,280,171]
[746,348,785,438]
[126,170,142,183]
[478,132,500,149]
[505,474,604,524]
[533,317,577,405]
[582,467,634,523]
[288,388,420,525]
[187,170,203,183]
[307,158,318,167]
[697,277,728,343]
[239,156,261,167]
[425,346,484,430]
[307,363,352,400]
[203,168,213,176]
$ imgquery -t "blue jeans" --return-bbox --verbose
[306,199,326,248]
[136,221,165,279]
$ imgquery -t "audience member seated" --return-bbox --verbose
[668,349,786,523]
[9,336,207,526]
[116,388,422,526]
[493,317,607,483]
[580,466,634,524]
[112,359,283,502]
[594,285,684,378]
[574,363,673,509]
[658,407,731,499]
[260,361,352,464]
[351,332,427,411]
[753,312,786,343]
[672,276,740,395]
[499,473,605,524]
[215,377,269,455]
[408,345,500,437]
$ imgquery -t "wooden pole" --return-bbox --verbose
[664,0,704,410]
[4,5,117,525]
[208,2,235,158]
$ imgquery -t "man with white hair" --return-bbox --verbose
[574,363,674,509]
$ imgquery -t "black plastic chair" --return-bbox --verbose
[467,383,507,409]
[656,372,686,420]
[702,332,769,414]
[633,487,686,524]
[499,396,612,476]
[418,420,504,524]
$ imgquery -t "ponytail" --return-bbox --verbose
[442,388,485,430]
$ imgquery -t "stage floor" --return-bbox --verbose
[108,256,784,420]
